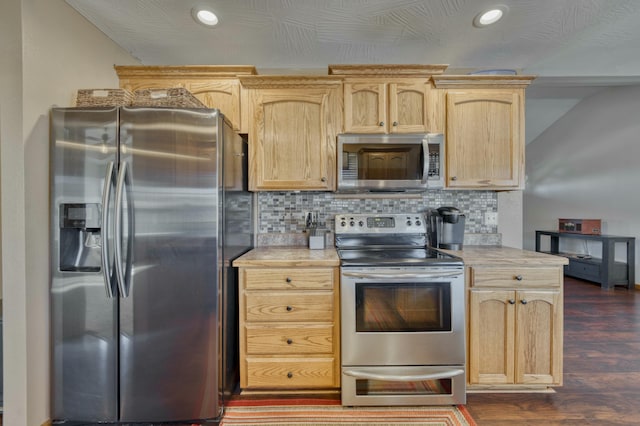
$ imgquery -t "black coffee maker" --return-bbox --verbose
[426,207,465,250]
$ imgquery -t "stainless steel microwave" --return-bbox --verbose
[337,133,444,193]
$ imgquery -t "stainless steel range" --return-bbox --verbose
[336,213,466,406]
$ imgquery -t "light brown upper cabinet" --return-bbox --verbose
[329,65,448,134]
[239,76,342,191]
[433,75,535,190]
[115,65,257,132]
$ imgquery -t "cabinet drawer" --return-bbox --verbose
[471,267,561,288]
[245,357,337,388]
[245,324,333,355]
[244,268,334,290]
[245,292,334,322]
[566,260,600,280]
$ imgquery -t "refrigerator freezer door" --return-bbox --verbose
[118,107,221,422]
[50,108,119,422]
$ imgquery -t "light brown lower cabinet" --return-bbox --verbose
[467,266,563,390]
[238,267,340,391]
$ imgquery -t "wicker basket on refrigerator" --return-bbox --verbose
[131,88,207,108]
[76,89,133,107]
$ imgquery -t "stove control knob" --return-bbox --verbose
[358,221,364,227]
[341,221,346,227]
[406,220,412,226]
[416,220,422,226]
[349,221,355,227]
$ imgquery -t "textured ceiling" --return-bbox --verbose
[64,0,640,142]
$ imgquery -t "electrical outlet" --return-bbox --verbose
[484,211,499,226]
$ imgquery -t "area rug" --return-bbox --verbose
[221,398,477,425]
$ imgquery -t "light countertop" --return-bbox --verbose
[442,245,569,266]
[232,246,340,267]
[233,245,568,268]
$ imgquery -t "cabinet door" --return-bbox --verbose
[388,81,430,133]
[446,90,523,189]
[186,80,241,131]
[248,88,339,190]
[343,82,387,133]
[469,289,515,385]
[515,290,563,385]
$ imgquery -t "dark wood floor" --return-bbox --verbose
[465,276,640,426]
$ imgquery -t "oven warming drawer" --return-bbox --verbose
[341,365,466,406]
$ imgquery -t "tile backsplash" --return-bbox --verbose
[257,190,498,235]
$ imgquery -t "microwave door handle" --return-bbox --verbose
[421,138,429,184]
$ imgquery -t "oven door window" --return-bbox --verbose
[355,282,451,332]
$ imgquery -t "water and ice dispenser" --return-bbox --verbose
[59,203,102,272]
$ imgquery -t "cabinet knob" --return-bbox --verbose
[451,176,458,181]
[286,338,293,345]
[321,177,327,182]
[287,372,293,378]
[379,121,385,127]
[509,299,516,305]
[286,305,293,312]
[515,275,523,281]
[285,277,292,283]
[521,299,528,305]
[392,121,398,126]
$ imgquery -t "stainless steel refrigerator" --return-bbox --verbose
[50,106,253,423]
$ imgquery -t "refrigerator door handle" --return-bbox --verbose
[114,160,130,298]
[101,161,116,298]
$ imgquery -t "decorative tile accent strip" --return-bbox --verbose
[256,190,499,245]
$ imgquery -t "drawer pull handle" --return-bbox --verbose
[508,299,516,305]
[379,121,385,127]
[521,299,528,305]
[287,372,293,378]
[286,338,293,344]
[285,277,292,283]
[286,306,293,312]
[515,275,523,281]
[392,121,398,127]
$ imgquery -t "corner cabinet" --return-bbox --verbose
[467,265,563,390]
[237,266,341,391]
[433,75,535,190]
[329,65,447,134]
[240,76,342,191]
[115,65,257,132]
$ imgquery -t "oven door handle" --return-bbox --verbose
[343,368,464,382]
[341,271,463,280]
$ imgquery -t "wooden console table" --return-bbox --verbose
[535,231,635,290]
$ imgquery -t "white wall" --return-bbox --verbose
[524,85,640,283]
[1,0,138,424]
[498,191,523,248]
[1,0,26,420]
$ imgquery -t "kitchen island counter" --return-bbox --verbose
[233,247,339,268]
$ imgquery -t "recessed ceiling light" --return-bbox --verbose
[473,6,508,27]
[192,7,218,27]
